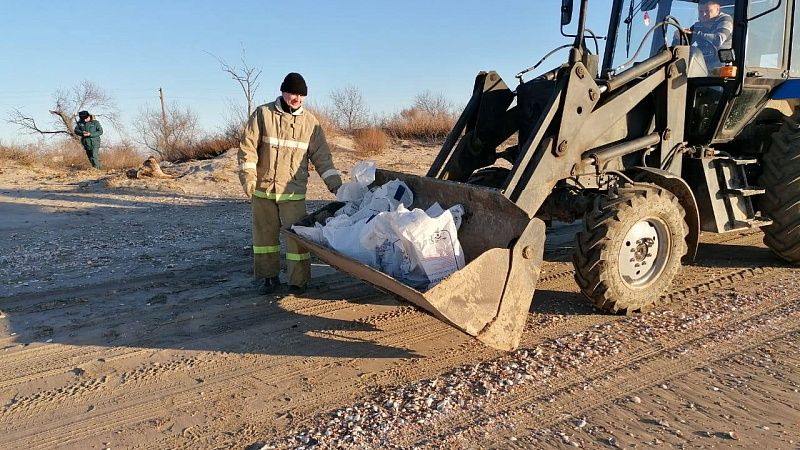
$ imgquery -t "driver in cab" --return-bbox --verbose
[675,0,733,71]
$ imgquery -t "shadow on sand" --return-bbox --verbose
[0,183,417,360]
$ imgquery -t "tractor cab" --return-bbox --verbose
[602,0,793,146]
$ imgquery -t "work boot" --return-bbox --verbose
[258,276,280,295]
[288,285,306,295]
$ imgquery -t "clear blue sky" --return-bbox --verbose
[0,1,612,144]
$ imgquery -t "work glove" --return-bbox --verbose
[239,170,257,198]
[327,176,343,195]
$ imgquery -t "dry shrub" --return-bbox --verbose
[221,117,245,143]
[383,107,455,142]
[305,105,341,138]
[0,140,91,169]
[103,141,145,170]
[134,101,199,161]
[0,142,38,166]
[168,134,238,162]
[39,140,91,169]
[353,127,390,157]
[1,139,144,171]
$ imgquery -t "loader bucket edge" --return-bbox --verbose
[285,231,514,334]
[477,218,546,350]
[282,169,536,350]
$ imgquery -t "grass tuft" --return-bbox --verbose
[353,127,391,157]
[382,107,455,142]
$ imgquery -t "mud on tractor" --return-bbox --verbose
[286,0,800,350]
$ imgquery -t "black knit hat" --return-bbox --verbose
[280,72,308,95]
[78,110,90,118]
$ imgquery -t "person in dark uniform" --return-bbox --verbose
[74,110,103,169]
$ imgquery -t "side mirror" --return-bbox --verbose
[561,0,574,26]
[718,48,735,64]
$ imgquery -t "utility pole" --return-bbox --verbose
[159,87,167,129]
[158,87,168,149]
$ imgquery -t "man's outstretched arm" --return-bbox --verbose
[693,15,733,49]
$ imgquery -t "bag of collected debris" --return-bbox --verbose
[291,164,463,290]
[321,215,377,267]
[424,202,465,230]
[349,179,414,223]
[292,211,379,267]
[359,201,465,287]
[335,160,377,216]
[389,204,465,289]
[359,208,429,290]
[291,222,324,245]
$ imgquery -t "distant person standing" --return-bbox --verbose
[74,111,103,169]
[238,72,342,295]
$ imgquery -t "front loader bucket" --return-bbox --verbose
[283,169,545,350]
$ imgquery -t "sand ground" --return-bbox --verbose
[0,140,798,449]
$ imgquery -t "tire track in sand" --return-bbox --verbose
[393,272,799,447]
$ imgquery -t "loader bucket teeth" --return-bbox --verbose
[283,169,544,351]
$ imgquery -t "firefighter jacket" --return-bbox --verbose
[238,98,342,201]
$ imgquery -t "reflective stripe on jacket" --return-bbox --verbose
[238,98,342,199]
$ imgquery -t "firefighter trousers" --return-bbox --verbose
[251,196,310,288]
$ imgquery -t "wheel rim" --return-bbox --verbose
[618,218,671,288]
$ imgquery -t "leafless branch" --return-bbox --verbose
[7,108,70,136]
[329,86,370,131]
[134,101,199,160]
[207,47,262,117]
[6,80,120,141]
[413,90,455,117]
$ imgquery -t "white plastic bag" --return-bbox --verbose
[391,204,465,289]
[334,160,377,216]
[360,211,406,278]
[359,208,432,290]
[351,160,376,185]
[425,202,465,230]
[335,182,368,205]
[321,218,376,267]
[293,161,465,291]
[349,179,414,223]
[291,223,324,245]
[324,213,354,228]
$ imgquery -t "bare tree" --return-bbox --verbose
[7,80,120,142]
[329,86,369,131]
[222,99,249,141]
[208,48,262,118]
[134,101,199,160]
[413,90,454,117]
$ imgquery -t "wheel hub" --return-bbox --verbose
[618,219,670,288]
[632,237,654,262]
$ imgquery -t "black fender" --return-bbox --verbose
[629,166,700,264]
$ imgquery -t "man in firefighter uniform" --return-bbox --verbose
[238,72,342,295]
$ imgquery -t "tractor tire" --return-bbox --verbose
[465,167,511,189]
[759,115,800,263]
[573,184,688,313]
